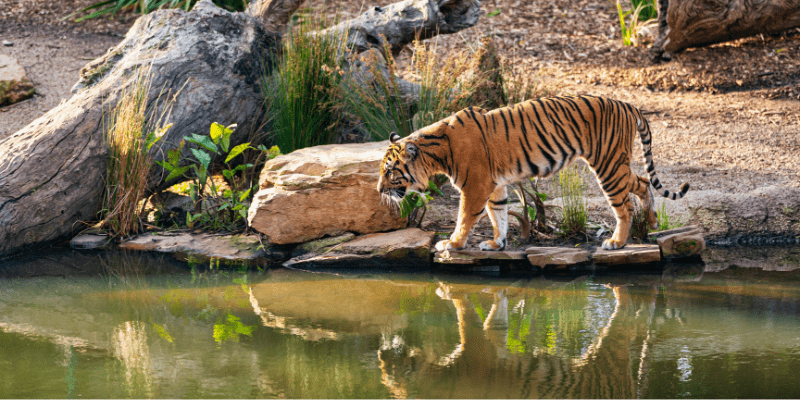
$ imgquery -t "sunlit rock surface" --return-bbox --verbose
[248,141,407,245]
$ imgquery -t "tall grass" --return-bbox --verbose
[556,164,588,237]
[99,67,170,238]
[341,36,479,141]
[615,0,658,46]
[262,15,348,153]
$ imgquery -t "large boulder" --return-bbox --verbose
[248,141,407,244]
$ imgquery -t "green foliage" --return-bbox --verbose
[157,122,280,231]
[615,0,657,46]
[262,15,347,153]
[556,165,588,237]
[398,176,448,226]
[341,37,479,141]
[70,0,248,22]
[657,199,684,231]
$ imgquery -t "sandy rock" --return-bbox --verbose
[248,141,407,245]
[119,232,287,263]
[433,249,527,265]
[649,225,706,259]
[592,244,662,265]
[0,54,35,106]
[284,228,434,268]
[681,187,800,239]
[526,246,590,268]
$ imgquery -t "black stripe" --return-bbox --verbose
[473,207,485,217]
[489,198,509,205]
[455,115,465,126]
[520,138,539,176]
[499,110,510,141]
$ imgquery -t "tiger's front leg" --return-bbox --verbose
[479,186,509,251]
[435,190,491,251]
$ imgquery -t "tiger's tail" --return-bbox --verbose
[637,114,690,200]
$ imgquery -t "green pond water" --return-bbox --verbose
[1,248,800,398]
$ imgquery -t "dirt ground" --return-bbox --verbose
[1,0,798,249]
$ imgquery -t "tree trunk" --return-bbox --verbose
[650,0,800,61]
[0,0,481,257]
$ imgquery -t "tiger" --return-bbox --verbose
[377,95,689,251]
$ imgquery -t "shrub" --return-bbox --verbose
[556,164,588,237]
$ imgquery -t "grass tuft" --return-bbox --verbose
[556,164,588,237]
[99,66,171,238]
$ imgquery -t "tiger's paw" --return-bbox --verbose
[435,240,461,252]
[478,238,506,251]
[601,238,627,250]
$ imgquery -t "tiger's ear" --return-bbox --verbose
[403,143,418,161]
[389,132,401,143]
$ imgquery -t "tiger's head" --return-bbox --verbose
[377,132,428,204]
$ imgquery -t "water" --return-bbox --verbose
[1,248,799,398]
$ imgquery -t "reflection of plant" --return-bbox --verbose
[157,122,280,231]
[213,313,255,343]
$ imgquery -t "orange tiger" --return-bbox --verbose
[377,95,689,251]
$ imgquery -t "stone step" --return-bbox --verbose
[591,244,662,265]
[526,246,590,269]
[433,249,527,265]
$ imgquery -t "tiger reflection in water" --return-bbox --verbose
[377,283,679,399]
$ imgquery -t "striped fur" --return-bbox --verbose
[377,95,689,251]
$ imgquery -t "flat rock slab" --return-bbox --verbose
[592,244,662,265]
[649,225,706,259]
[433,249,527,265]
[119,232,287,263]
[285,228,434,269]
[69,233,111,250]
[0,54,35,107]
[526,247,590,269]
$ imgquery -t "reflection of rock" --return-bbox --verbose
[650,225,705,259]
[284,228,434,268]
[592,244,662,265]
[69,233,111,250]
[0,55,35,107]
[526,246,591,268]
[247,141,407,245]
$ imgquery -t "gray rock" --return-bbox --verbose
[248,141,407,245]
[119,232,287,263]
[649,225,706,259]
[526,247,590,269]
[2,41,12,47]
[69,233,111,250]
[592,244,662,265]
[284,228,434,268]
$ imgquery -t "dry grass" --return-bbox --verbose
[99,66,170,238]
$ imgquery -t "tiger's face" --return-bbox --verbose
[377,133,426,204]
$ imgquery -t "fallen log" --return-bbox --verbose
[650,0,800,61]
[0,0,481,257]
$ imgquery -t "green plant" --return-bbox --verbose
[157,122,279,231]
[69,0,248,22]
[615,0,657,46]
[656,199,684,231]
[398,176,448,226]
[556,164,588,237]
[262,14,348,153]
[98,67,171,238]
[341,36,479,141]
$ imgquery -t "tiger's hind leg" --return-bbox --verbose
[479,186,509,251]
[594,165,635,250]
[630,174,658,230]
